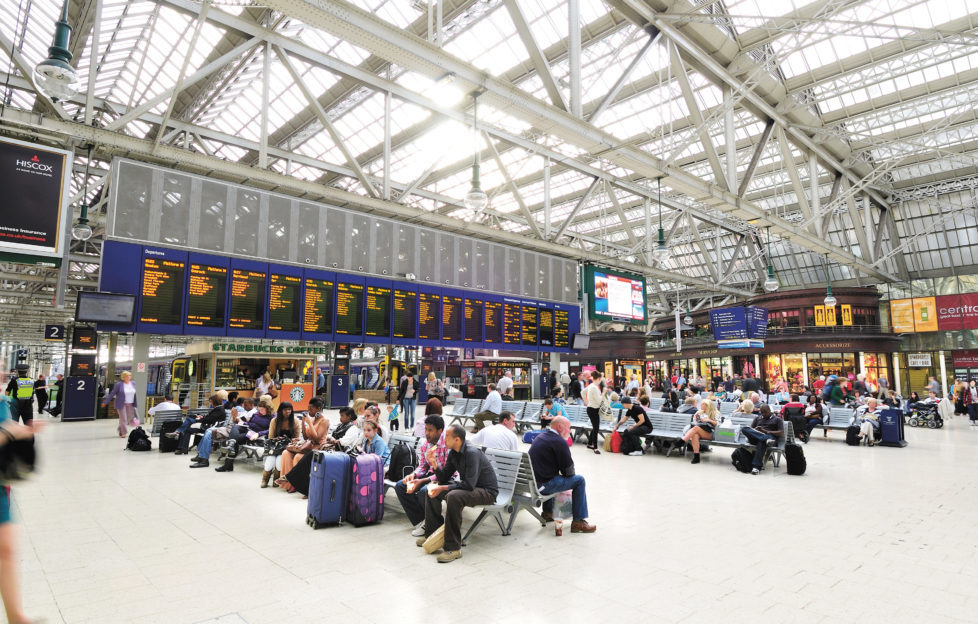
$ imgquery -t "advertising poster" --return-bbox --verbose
[912,296,937,332]
[813,305,827,327]
[937,294,978,330]
[825,305,837,325]
[0,137,72,259]
[841,304,853,326]
[889,299,915,333]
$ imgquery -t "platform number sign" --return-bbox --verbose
[44,324,65,341]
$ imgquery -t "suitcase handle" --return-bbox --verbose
[329,479,336,502]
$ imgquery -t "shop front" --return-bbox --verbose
[952,350,978,382]
[645,359,668,390]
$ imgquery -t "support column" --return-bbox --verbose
[105,333,118,388]
[893,353,902,397]
[753,354,760,382]
[938,350,948,397]
[858,352,866,378]
[801,352,810,388]
[132,333,151,421]
[568,0,582,118]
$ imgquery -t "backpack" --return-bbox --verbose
[784,442,806,475]
[821,384,832,401]
[386,441,417,482]
[845,425,860,446]
[731,447,753,473]
[126,427,151,451]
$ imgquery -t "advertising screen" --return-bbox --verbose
[76,292,136,324]
[393,289,417,339]
[186,263,227,328]
[418,292,441,341]
[229,268,266,329]
[484,300,502,344]
[464,299,483,343]
[0,137,71,258]
[303,277,333,335]
[139,256,185,325]
[335,281,364,336]
[365,285,391,338]
[586,265,646,323]
[442,294,463,342]
[268,273,301,332]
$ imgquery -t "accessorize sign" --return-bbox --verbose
[0,137,72,258]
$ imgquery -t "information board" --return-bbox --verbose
[554,308,569,349]
[393,289,416,340]
[365,284,391,338]
[442,294,463,342]
[746,306,769,339]
[539,307,554,347]
[419,292,441,341]
[303,276,333,335]
[710,307,748,340]
[140,256,185,325]
[268,273,301,332]
[521,304,538,346]
[186,263,227,328]
[503,301,521,345]
[229,268,266,329]
[464,299,483,343]
[484,300,502,344]
[69,353,96,376]
[71,327,98,351]
[335,281,364,336]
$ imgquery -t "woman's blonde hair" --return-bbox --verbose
[740,399,755,413]
[428,372,436,381]
[258,398,274,412]
[700,399,718,420]
[120,371,132,380]
[352,398,368,415]
[262,372,272,383]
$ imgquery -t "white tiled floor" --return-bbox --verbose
[10,410,978,623]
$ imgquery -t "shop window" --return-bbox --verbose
[853,307,877,326]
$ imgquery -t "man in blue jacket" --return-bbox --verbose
[528,416,597,533]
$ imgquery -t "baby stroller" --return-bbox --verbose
[907,403,944,429]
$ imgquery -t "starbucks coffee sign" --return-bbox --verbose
[184,341,328,356]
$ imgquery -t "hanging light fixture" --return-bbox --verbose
[462,91,488,216]
[823,253,837,307]
[33,0,80,102]
[763,226,779,292]
[71,145,93,241]
[652,177,669,262]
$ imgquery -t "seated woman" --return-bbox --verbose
[540,397,565,429]
[418,397,442,437]
[853,398,881,446]
[259,402,300,488]
[166,394,226,455]
[550,386,567,405]
[608,392,623,410]
[196,399,273,470]
[732,399,755,417]
[882,389,901,409]
[660,390,681,413]
[804,395,825,438]
[357,420,390,466]
[612,396,652,456]
[682,398,718,464]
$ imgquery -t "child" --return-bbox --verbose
[386,403,400,431]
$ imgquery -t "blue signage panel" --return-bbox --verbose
[710,307,748,340]
[97,240,141,332]
[441,287,465,348]
[267,263,304,340]
[364,277,393,341]
[226,258,268,339]
[301,268,334,342]
[390,284,418,346]
[184,252,229,337]
[483,294,504,347]
[137,246,188,335]
[747,306,769,339]
[417,284,442,347]
[333,274,366,343]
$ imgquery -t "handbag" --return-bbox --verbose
[129,416,139,427]
[609,430,622,453]
[602,433,614,452]
[695,422,715,434]
[267,385,279,398]
[264,436,290,456]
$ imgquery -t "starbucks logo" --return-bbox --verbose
[289,386,306,402]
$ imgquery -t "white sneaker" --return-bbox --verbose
[411,522,426,537]
[751,468,759,475]
[627,450,644,456]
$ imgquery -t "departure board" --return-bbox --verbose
[268,273,301,332]
[521,305,538,346]
[503,303,521,345]
[464,299,483,343]
[442,295,463,342]
[418,292,441,341]
[186,264,227,328]
[539,307,554,347]
[140,257,185,324]
[554,308,570,349]
[303,277,333,334]
[335,281,364,335]
[229,268,266,329]
[484,300,502,343]
[393,289,417,339]
[365,285,391,338]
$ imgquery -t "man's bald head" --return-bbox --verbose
[550,416,571,438]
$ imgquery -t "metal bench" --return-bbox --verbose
[643,412,692,456]
[708,416,795,467]
[719,402,738,416]
[516,403,542,432]
[563,405,591,442]
[506,451,557,530]
[383,433,426,493]
[648,397,664,411]
[500,401,527,422]
[460,447,521,546]
[450,398,482,427]
[816,407,854,437]
[149,409,184,436]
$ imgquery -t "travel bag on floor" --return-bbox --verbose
[784,442,806,475]
[731,447,753,473]
[845,425,861,446]
[347,454,385,527]
[307,451,351,529]
[159,421,180,453]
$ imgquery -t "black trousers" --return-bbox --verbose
[286,451,314,496]
[621,424,652,454]
[35,391,47,413]
[586,407,600,448]
[15,399,32,425]
[424,487,496,552]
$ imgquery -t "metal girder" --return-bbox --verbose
[503,0,566,111]
[552,178,600,242]
[152,1,211,149]
[605,182,639,248]
[738,120,774,196]
[686,213,720,282]
[484,133,543,239]
[589,33,658,124]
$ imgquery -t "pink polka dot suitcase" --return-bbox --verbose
[347,453,385,527]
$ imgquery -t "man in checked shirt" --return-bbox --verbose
[394,415,450,537]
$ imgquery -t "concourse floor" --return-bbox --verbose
[10,410,978,624]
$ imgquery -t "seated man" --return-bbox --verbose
[528,416,597,533]
[165,394,226,455]
[149,393,181,418]
[677,397,698,415]
[780,393,809,441]
[540,397,565,429]
[740,404,783,475]
[192,399,272,468]
[471,383,502,431]
[394,415,449,536]
[470,410,519,451]
[416,424,498,564]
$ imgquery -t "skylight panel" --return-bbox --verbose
[443,5,528,76]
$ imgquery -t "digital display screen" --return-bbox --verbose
[591,268,646,322]
[76,292,136,324]
[554,308,569,349]
[335,282,364,335]
[186,264,227,328]
[418,292,441,341]
[484,301,502,344]
[464,299,483,343]
[503,303,521,345]
[69,354,96,376]
[71,327,98,350]
[139,257,185,324]
[442,295,462,342]
[539,307,554,347]
[521,305,538,346]
[303,278,333,335]
[229,268,266,329]
[393,289,416,339]
[268,273,301,332]
[365,285,391,338]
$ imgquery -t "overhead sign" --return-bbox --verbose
[907,353,932,367]
[44,324,65,341]
[710,307,748,340]
[0,137,72,259]
[71,327,98,351]
[717,339,764,349]
[746,306,769,339]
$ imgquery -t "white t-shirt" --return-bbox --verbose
[497,376,513,395]
[586,383,603,409]
[148,400,181,415]
[483,390,503,415]
[122,382,136,405]
[471,424,518,451]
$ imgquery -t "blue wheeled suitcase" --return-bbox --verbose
[347,454,385,527]
[307,451,351,529]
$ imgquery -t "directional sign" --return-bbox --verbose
[44,324,65,341]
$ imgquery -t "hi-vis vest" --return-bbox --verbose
[14,378,33,400]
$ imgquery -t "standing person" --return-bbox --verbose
[398,371,419,431]
[32,375,48,415]
[255,372,278,399]
[102,371,138,438]
[0,396,44,624]
[425,372,445,404]
[559,370,571,396]
[568,373,583,405]
[50,374,64,417]
[4,367,34,427]
[927,376,941,397]
[497,371,514,400]
[584,370,604,454]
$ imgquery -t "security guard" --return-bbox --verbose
[5,365,34,425]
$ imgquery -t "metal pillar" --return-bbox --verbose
[568,0,582,118]
[801,352,810,388]
[893,353,902,397]
[938,350,948,397]
[105,333,118,388]
[132,333,151,420]
[543,157,551,239]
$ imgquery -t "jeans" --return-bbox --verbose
[175,416,197,451]
[401,398,416,428]
[539,474,589,521]
[741,427,774,468]
[196,428,215,460]
[424,487,496,552]
[586,407,600,448]
[393,480,428,526]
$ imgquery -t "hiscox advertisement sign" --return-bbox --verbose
[0,136,72,259]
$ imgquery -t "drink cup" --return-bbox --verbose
[555,518,563,536]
